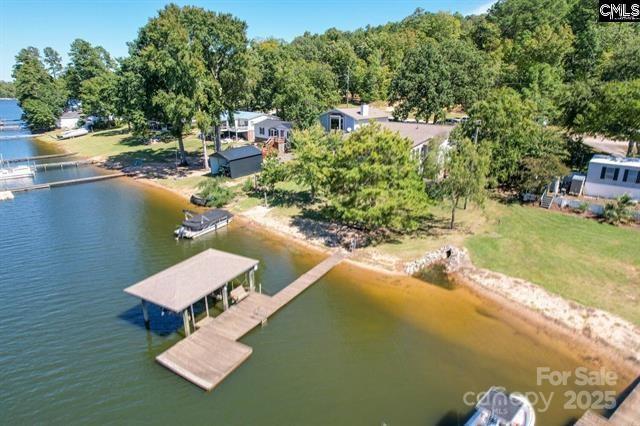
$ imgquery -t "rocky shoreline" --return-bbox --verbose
[407,245,640,371]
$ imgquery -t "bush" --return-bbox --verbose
[573,202,589,214]
[602,194,633,225]
[242,177,254,193]
[196,178,233,208]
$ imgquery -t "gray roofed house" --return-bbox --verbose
[319,104,389,132]
[379,121,453,150]
[254,118,293,142]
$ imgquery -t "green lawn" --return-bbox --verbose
[466,204,640,325]
[37,127,207,162]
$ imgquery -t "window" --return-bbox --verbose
[623,169,629,182]
[604,167,616,180]
[600,166,607,179]
[613,168,620,181]
[329,114,343,131]
[259,127,265,135]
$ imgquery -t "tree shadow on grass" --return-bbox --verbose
[90,128,130,138]
[105,147,206,179]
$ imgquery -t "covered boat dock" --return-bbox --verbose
[124,248,258,336]
[124,248,347,391]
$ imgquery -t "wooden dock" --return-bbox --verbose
[33,159,93,171]
[156,251,347,391]
[3,152,78,163]
[10,173,126,192]
[576,380,640,425]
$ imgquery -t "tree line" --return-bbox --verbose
[10,0,640,231]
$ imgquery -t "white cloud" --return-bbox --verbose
[470,1,497,15]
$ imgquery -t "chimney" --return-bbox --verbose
[360,103,369,117]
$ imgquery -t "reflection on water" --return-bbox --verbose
[0,100,628,425]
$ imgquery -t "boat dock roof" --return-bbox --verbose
[148,250,347,391]
[123,248,259,313]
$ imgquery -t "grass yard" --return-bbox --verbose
[466,204,640,325]
[37,127,207,162]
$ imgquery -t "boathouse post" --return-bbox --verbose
[204,296,209,317]
[249,267,256,292]
[182,310,191,336]
[222,283,229,311]
[190,305,196,329]
[141,300,150,329]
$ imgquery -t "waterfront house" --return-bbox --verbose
[209,145,262,178]
[584,155,640,200]
[319,104,452,162]
[378,121,453,160]
[220,111,271,142]
[56,111,81,130]
[254,118,292,142]
[319,104,389,132]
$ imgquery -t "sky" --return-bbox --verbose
[0,0,496,81]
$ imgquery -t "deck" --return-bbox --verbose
[155,251,347,391]
[576,380,640,425]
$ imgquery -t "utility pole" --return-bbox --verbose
[345,67,350,106]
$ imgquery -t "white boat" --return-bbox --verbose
[0,164,35,181]
[58,128,89,140]
[174,209,233,239]
[465,387,536,426]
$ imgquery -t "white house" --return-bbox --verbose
[319,104,389,132]
[254,118,292,142]
[584,155,640,200]
[219,111,271,142]
[56,111,81,130]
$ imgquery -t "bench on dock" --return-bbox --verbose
[230,285,249,304]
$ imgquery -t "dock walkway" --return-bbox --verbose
[4,152,77,163]
[10,173,126,192]
[156,251,347,391]
[576,380,640,425]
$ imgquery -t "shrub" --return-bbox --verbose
[602,194,633,225]
[196,178,233,208]
[242,177,254,193]
[573,202,589,214]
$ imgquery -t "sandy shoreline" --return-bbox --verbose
[32,134,640,378]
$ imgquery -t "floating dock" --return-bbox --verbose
[125,249,347,391]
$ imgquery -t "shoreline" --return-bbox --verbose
[32,132,640,378]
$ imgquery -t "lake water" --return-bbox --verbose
[0,100,626,425]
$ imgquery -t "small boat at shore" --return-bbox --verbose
[58,128,89,140]
[174,208,233,239]
[465,387,535,426]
